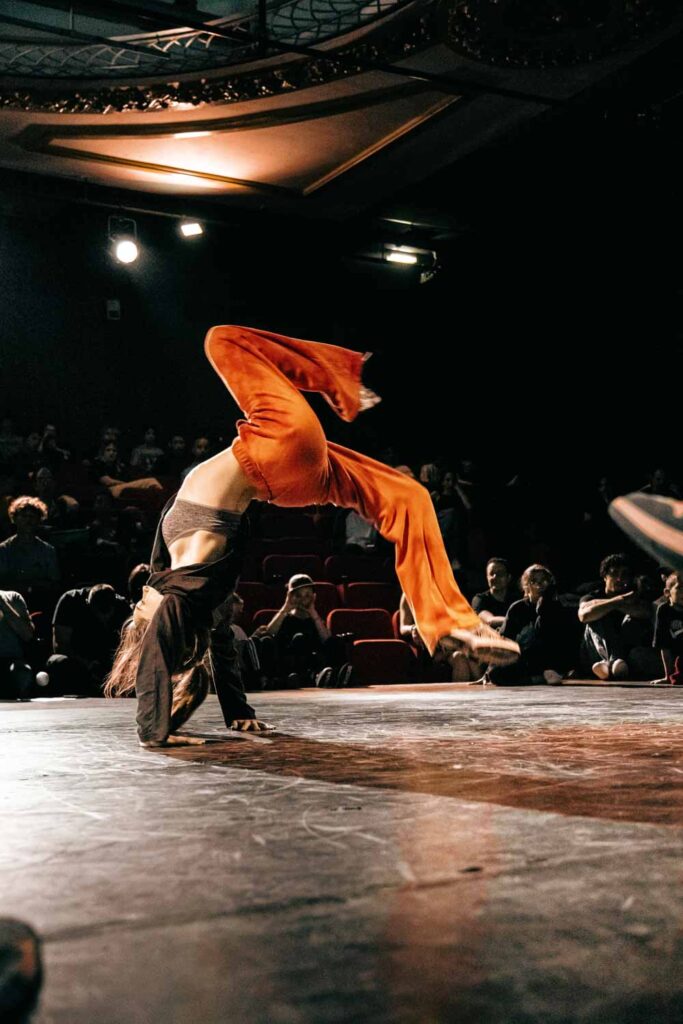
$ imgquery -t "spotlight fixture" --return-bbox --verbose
[383,243,434,268]
[179,220,203,238]
[108,215,139,265]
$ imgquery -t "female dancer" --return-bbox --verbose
[106,326,519,747]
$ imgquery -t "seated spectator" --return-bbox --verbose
[0,417,23,465]
[38,425,70,474]
[490,564,576,685]
[640,466,681,499]
[46,583,130,696]
[472,557,518,629]
[127,563,150,607]
[419,463,442,502]
[161,434,189,478]
[0,497,60,598]
[652,570,683,685]
[212,593,264,690]
[344,510,379,554]
[399,592,483,683]
[91,443,163,502]
[256,574,345,688]
[84,425,122,465]
[15,430,43,480]
[33,467,79,528]
[435,469,458,511]
[578,553,653,680]
[0,588,35,700]
[181,436,211,481]
[88,489,127,556]
[130,428,164,474]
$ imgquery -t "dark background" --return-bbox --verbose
[2,54,681,494]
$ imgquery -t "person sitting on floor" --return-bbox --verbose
[471,557,518,630]
[0,588,36,700]
[578,553,653,680]
[652,570,683,685]
[399,592,484,683]
[490,564,576,685]
[47,583,130,696]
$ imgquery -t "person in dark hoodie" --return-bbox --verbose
[106,325,518,748]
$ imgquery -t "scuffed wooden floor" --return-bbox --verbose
[2,684,682,1024]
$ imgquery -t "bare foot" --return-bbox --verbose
[359,384,382,412]
[231,719,275,732]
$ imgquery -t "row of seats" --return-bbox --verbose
[247,606,435,687]
[236,581,400,631]
[241,551,395,584]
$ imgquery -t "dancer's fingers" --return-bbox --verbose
[231,719,275,732]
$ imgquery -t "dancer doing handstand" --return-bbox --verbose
[106,326,520,746]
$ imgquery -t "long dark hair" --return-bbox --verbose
[105,617,212,733]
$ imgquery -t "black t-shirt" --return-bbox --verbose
[472,590,516,617]
[53,587,130,662]
[653,602,683,657]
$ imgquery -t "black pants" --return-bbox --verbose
[0,658,33,700]
[256,633,346,687]
[45,654,101,697]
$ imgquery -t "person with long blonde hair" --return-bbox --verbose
[107,325,519,747]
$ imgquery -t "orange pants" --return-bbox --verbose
[205,325,480,654]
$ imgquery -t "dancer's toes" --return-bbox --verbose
[359,384,382,412]
[359,352,382,412]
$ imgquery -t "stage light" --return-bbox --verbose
[386,249,418,265]
[115,240,139,263]
[180,221,203,238]
[108,215,139,265]
[384,243,436,267]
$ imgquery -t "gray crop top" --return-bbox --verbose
[161,498,243,549]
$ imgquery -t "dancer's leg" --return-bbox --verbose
[205,325,509,657]
[205,325,364,506]
[321,440,480,652]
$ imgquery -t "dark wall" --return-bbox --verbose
[1,90,680,493]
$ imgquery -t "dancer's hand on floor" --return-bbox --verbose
[140,734,207,748]
[231,718,274,732]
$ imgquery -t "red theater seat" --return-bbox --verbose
[351,640,416,685]
[344,582,400,613]
[324,555,392,584]
[235,582,286,631]
[250,608,279,632]
[327,608,393,640]
[263,554,324,584]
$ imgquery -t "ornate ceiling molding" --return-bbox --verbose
[445,0,675,69]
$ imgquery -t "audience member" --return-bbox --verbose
[578,554,653,680]
[471,557,518,628]
[258,574,346,687]
[130,428,164,474]
[180,436,211,481]
[0,588,35,700]
[652,570,683,685]
[0,497,60,597]
[490,564,576,685]
[47,583,130,695]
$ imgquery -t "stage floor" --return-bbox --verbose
[3,683,683,1024]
